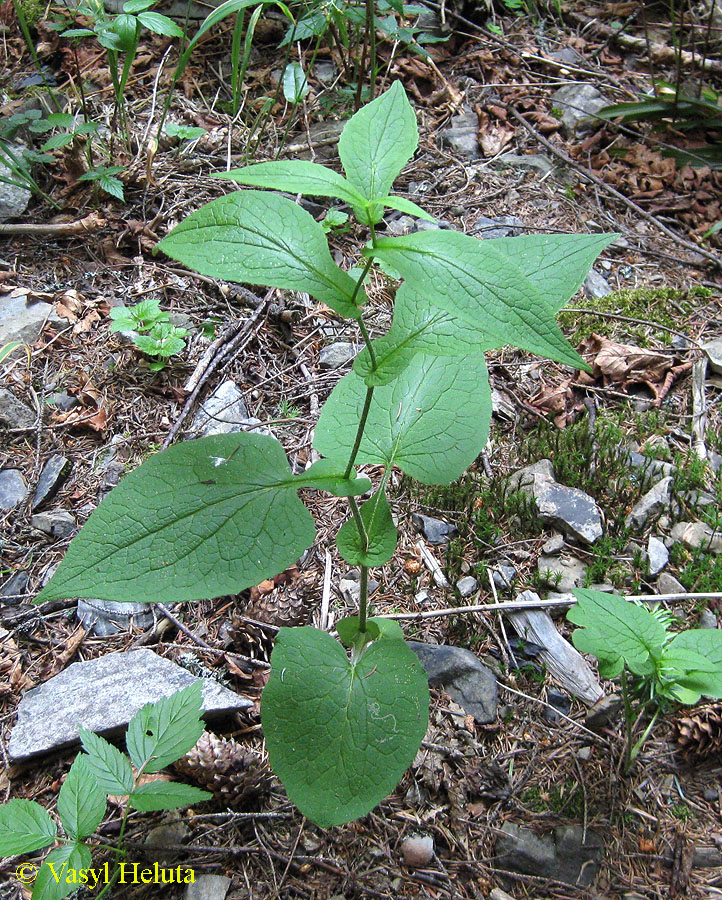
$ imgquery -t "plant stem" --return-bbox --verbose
[359,566,369,632]
[343,387,374,479]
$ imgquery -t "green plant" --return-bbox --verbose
[109,298,188,370]
[0,341,31,368]
[36,83,613,827]
[0,684,211,900]
[568,588,722,771]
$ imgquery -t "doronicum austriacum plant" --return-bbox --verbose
[35,82,616,827]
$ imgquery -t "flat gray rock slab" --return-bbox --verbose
[0,388,35,429]
[8,649,252,761]
[647,535,669,575]
[495,822,603,886]
[0,151,31,221]
[0,468,28,510]
[439,108,481,159]
[625,476,672,530]
[319,342,356,369]
[32,454,71,509]
[407,641,498,723]
[186,874,232,900]
[190,379,270,438]
[703,337,722,375]
[535,481,603,545]
[537,554,587,592]
[0,292,66,346]
[552,83,607,134]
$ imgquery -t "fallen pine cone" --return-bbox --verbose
[674,703,722,762]
[174,732,272,808]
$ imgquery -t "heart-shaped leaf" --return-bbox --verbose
[662,628,722,702]
[35,433,316,605]
[336,489,397,565]
[315,353,491,484]
[262,627,429,827]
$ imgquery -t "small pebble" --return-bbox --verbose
[704,788,718,802]
[400,834,434,868]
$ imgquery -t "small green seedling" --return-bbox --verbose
[0,683,211,900]
[37,82,614,827]
[109,298,188,370]
[569,588,722,771]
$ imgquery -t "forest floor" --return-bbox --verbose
[2,1,722,898]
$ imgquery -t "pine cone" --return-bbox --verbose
[245,588,310,627]
[227,613,276,663]
[674,704,722,761]
[174,732,272,808]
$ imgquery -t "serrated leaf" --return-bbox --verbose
[336,489,396,565]
[157,190,363,319]
[129,781,212,811]
[282,61,309,103]
[79,728,135,795]
[165,123,207,141]
[569,590,667,677]
[123,0,154,12]
[370,231,615,369]
[57,756,106,840]
[98,175,125,201]
[137,11,185,36]
[216,160,367,207]
[262,627,429,827]
[32,843,92,900]
[0,800,56,856]
[662,628,722,702]
[35,433,316,605]
[338,81,418,202]
[377,195,434,221]
[126,682,205,772]
[315,353,491,484]
[293,458,371,497]
[41,134,74,151]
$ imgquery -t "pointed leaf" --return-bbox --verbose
[79,729,135,795]
[663,628,722,701]
[262,627,429,827]
[315,353,491,484]
[126,682,205,772]
[294,458,371,497]
[569,590,667,676]
[57,756,106,840]
[369,231,615,368]
[35,433,316,605]
[129,781,212,811]
[0,800,56,856]
[33,843,92,900]
[338,81,418,202]
[282,61,309,103]
[137,11,185,36]
[336,489,397,565]
[377,195,435,221]
[157,190,362,319]
[216,160,367,207]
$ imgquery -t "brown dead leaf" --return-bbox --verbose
[72,309,101,335]
[52,406,110,433]
[580,333,671,385]
[480,123,515,157]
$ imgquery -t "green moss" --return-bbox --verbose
[521,780,584,818]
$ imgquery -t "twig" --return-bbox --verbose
[499,683,610,745]
[0,213,105,236]
[155,602,211,648]
[691,356,708,460]
[318,549,332,631]
[416,539,450,588]
[499,102,722,271]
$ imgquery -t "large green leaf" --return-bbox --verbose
[56,756,106,841]
[336,489,397,566]
[35,433,316,605]
[0,799,56,856]
[315,353,491,484]
[217,160,367,207]
[126,682,205,773]
[32,844,92,900]
[293,458,371,496]
[262,627,429,827]
[157,190,363,319]
[338,81,418,203]
[79,729,135,796]
[369,231,615,368]
[662,629,722,702]
[569,590,667,677]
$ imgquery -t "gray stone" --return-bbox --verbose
[386,214,416,235]
[0,147,31,221]
[542,533,565,555]
[694,846,722,867]
[535,481,603,545]
[30,509,76,539]
[585,694,623,730]
[490,153,555,176]
[709,451,721,474]
[456,575,478,597]
[625,477,673,530]
[657,572,686,595]
[507,459,556,494]
[190,380,269,438]
[537,554,587,592]
[439,108,481,159]
[46,390,79,412]
[702,337,722,375]
[495,823,603,886]
[314,62,336,84]
[339,569,379,605]
[186,875,232,900]
[412,513,458,545]
[548,47,585,66]
[298,120,345,162]
[319,342,356,369]
[0,388,34,429]
[32,454,71,509]
[670,521,722,554]
[472,215,524,240]
[703,788,718,802]
[551,83,606,134]
[699,608,718,629]
[0,292,66,346]
[407,641,498,723]
[144,820,190,864]
[0,468,28,510]
[623,450,675,478]
[492,566,516,589]
[1,571,29,605]
[77,598,156,636]
[8,648,252,761]
[584,269,612,300]
[647,536,668,575]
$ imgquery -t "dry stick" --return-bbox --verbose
[0,213,105,236]
[499,102,722,271]
[162,289,272,450]
[500,683,609,746]
[155,602,211,648]
[691,356,708,460]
